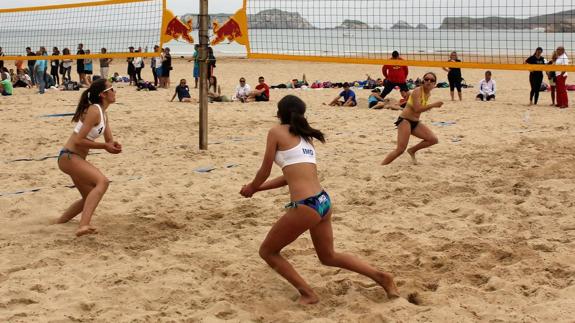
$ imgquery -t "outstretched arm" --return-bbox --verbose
[240,129,278,197]
[257,175,287,192]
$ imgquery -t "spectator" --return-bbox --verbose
[207,46,216,78]
[127,46,136,85]
[61,48,73,83]
[15,59,24,74]
[443,51,463,101]
[233,77,251,102]
[161,47,172,88]
[208,75,230,102]
[0,72,13,96]
[77,43,86,85]
[525,47,545,105]
[84,49,93,85]
[50,47,60,86]
[13,69,32,88]
[555,46,569,108]
[99,48,112,80]
[33,50,47,94]
[381,51,409,99]
[247,76,270,102]
[134,49,143,81]
[170,78,193,102]
[26,47,36,85]
[547,51,558,106]
[151,45,160,86]
[327,82,357,106]
[191,44,200,88]
[0,47,4,70]
[476,71,496,101]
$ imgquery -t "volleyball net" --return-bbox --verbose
[244,0,575,71]
[0,0,172,61]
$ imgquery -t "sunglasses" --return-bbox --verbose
[240,80,245,83]
[423,78,436,83]
[102,86,115,93]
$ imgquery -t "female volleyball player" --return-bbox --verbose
[382,72,443,165]
[240,95,399,304]
[56,79,122,236]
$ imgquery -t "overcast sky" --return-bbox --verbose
[4,0,572,27]
[3,0,244,14]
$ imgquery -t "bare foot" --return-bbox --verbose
[298,290,319,305]
[375,272,400,299]
[76,225,98,237]
[407,149,418,165]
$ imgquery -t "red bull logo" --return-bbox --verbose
[211,19,243,46]
[165,16,194,43]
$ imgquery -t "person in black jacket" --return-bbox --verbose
[525,47,546,105]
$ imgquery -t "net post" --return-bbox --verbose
[199,0,209,150]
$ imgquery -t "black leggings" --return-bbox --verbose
[529,73,543,104]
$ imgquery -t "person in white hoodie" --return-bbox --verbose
[555,46,569,108]
[476,71,496,101]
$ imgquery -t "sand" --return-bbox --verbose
[1,58,574,322]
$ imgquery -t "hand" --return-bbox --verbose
[433,101,444,108]
[240,183,257,198]
[105,142,122,154]
[113,141,122,152]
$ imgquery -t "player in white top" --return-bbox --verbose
[240,95,399,304]
[56,79,122,237]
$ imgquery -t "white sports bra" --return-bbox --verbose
[275,137,316,169]
[74,104,106,141]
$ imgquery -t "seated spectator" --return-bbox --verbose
[368,88,405,110]
[247,76,270,102]
[233,77,251,102]
[207,76,230,102]
[0,72,14,96]
[327,82,357,106]
[476,71,496,101]
[287,74,308,89]
[170,78,192,102]
[13,70,32,88]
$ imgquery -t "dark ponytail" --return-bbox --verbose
[72,78,108,122]
[277,95,325,143]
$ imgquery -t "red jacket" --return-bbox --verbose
[382,60,409,84]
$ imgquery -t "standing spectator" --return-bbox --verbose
[151,45,160,86]
[84,49,93,85]
[161,47,172,88]
[476,71,496,101]
[127,46,136,85]
[525,47,545,105]
[555,46,569,108]
[443,51,463,101]
[0,47,4,70]
[76,43,86,85]
[381,51,409,99]
[26,47,36,85]
[50,47,60,86]
[99,48,112,80]
[191,44,200,88]
[34,50,46,94]
[134,50,143,82]
[15,59,24,74]
[547,51,558,106]
[61,48,73,83]
[207,46,216,78]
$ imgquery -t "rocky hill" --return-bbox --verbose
[439,9,575,32]
[180,9,314,29]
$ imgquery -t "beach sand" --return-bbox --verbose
[1,58,574,322]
